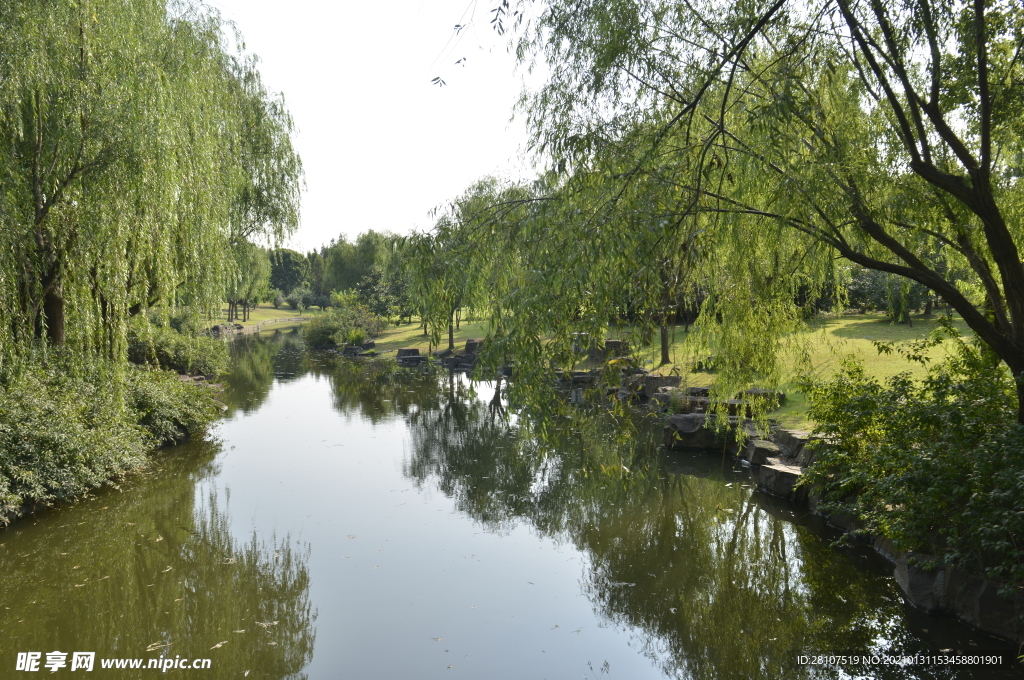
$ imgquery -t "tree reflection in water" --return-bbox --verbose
[400,371,976,680]
[0,436,315,680]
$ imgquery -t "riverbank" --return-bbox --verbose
[0,358,224,528]
[658,407,1024,644]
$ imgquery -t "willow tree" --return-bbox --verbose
[0,1,300,360]
[485,0,1024,420]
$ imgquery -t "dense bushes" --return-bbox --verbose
[127,319,228,377]
[0,357,222,522]
[802,325,1024,590]
[303,303,386,348]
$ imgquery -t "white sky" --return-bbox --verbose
[207,0,537,253]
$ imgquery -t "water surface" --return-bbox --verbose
[1,331,1017,679]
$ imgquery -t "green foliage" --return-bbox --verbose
[302,304,386,348]
[346,328,367,347]
[323,231,391,293]
[269,249,309,294]
[846,267,930,321]
[803,326,1024,588]
[0,1,300,358]
[124,368,222,447]
[127,321,228,378]
[285,285,313,311]
[271,288,285,309]
[0,358,220,521]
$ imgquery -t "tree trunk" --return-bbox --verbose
[660,323,671,365]
[448,310,455,351]
[43,286,65,344]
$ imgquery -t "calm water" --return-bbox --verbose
[0,331,1018,679]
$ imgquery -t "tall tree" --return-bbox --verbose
[0,0,301,359]
[269,248,309,294]
[492,0,1024,420]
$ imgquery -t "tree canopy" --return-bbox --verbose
[0,0,301,362]
[452,0,1024,420]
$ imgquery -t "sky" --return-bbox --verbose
[206,0,538,253]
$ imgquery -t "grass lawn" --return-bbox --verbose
[207,304,323,329]
[369,319,491,354]
[630,312,970,428]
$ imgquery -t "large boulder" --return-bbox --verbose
[623,374,681,399]
[396,348,420,358]
[663,413,737,450]
[742,439,780,466]
[757,458,806,501]
[464,338,483,354]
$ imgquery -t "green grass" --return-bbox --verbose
[207,304,321,328]
[633,311,970,429]
[369,319,491,354]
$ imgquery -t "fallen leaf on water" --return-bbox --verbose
[669,608,677,614]
[346,535,357,539]
[161,566,172,573]
[174,598,184,602]
[431,637,442,642]
[209,641,228,650]
[98,575,109,580]
[267,642,277,646]
[146,642,172,652]
[550,625,559,630]
[256,621,279,628]
[233,630,246,634]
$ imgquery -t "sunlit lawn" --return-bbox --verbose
[207,304,321,328]
[632,312,970,428]
[369,319,490,354]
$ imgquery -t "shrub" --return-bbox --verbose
[272,288,285,309]
[0,359,221,522]
[802,323,1023,590]
[346,328,367,347]
[286,286,313,311]
[125,369,222,446]
[127,322,228,377]
[302,313,349,348]
[302,303,386,349]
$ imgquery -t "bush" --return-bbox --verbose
[302,313,349,348]
[346,328,366,347]
[272,288,285,309]
[286,286,314,311]
[0,358,221,522]
[127,321,228,377]
[302,303,386,348]
[125,369,222,446]
[802,324,1024,590]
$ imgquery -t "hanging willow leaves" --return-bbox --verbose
[0,0,301,366]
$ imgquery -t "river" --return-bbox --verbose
[0,330,1018,679]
